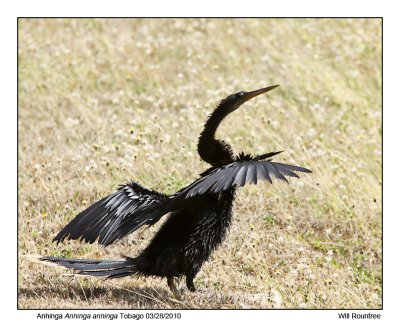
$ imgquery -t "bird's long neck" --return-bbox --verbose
[197,102,235,167]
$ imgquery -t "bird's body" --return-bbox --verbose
[39,85,311,294]
[136,189,235,291]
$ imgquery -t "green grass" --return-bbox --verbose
[18,18,381,309]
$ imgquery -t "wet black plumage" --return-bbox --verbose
[40,85,311,294]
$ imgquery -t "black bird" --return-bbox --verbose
[40,85,311,295]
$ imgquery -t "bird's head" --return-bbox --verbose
[220,85,280,113]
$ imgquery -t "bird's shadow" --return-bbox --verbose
[18,283,188,309]
[18,282,274,309]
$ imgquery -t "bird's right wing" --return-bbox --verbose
[54,181,170,246]
[172,158,311,201]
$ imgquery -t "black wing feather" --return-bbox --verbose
[275,162,312,173]
[54,181,170,246]
[173,156,311,200]
[255,162,270,183]
[245,164,256,184]
[221,165,242,191]
[234,164,248,187]
[268,162,289,183]
[273,162,300,178]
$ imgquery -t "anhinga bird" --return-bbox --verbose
[40,85,311,294]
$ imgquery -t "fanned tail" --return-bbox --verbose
[39,256,138,279]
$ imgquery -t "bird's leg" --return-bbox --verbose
[186,277,196,292]
[167,277,180,298]
[185,270,199,292]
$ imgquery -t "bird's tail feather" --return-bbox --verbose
[39,256,138,279]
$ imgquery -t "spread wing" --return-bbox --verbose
[53,181,170,246]
[173,157,311,200]
[54,152,311,246]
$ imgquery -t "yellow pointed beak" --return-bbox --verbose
[242,85,279,102]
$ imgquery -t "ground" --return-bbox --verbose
[18,18,382,309]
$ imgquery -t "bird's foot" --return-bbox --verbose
[187,284,196,292]
[167,277,182,299]
[186,278,198,292]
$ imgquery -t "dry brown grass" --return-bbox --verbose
[18,18,382,309]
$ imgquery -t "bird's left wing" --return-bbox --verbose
[53,181,170,246]
[172,155,311,200]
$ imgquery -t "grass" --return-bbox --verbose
[18,18,382,309]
